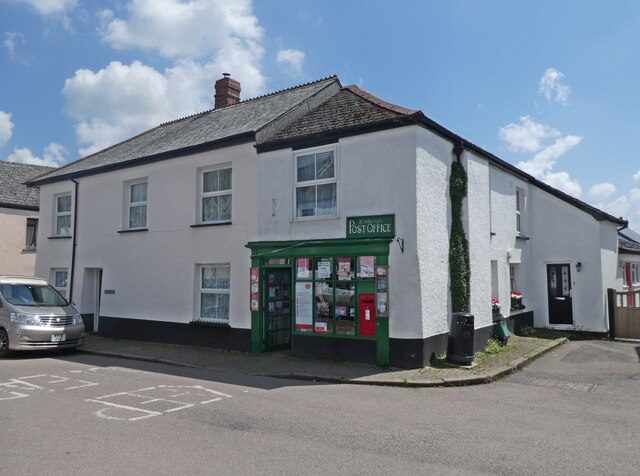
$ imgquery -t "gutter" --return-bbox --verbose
[69,178,79,303]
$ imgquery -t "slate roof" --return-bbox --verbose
[29,76,339,185]
[620,237,640,255]
[264,85,418,146]
[0,161,56,210]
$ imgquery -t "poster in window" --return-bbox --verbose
[357,256,375,279]
[295,282,313,331]
[316,258,332,280]
[377,292,388,317]
[296,258,310,279]
[337,257,352,280]
[315,322,328,333]
[250,267,259,311]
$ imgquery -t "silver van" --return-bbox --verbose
[0,276,85,357]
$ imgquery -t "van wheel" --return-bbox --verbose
[0,329,9,358]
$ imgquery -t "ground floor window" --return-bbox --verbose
[198,264,230,322]
[52,268,68,298]
[293,255,377,337]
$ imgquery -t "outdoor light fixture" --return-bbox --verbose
[576,262,582,272]
[396,237,405,253]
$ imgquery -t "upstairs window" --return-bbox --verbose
[515,189,523,234]
[200,167,232,223]
[295,149,337,219]
[127,180,148,229]
[25,218,38,249]
[55,194,72,236]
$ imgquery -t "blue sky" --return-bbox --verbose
[1,0,639,228]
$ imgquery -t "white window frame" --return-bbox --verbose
[52,268,69,298]
[293,146,338,220]
[197,264,231,323]
[509,264,517,292]
[632,263,639,286]
[125,179,148,229]
[54,193,72,236]
[198,165,232,224]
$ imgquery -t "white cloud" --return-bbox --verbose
[0,111,14,148]
[517,135,582,178]
[587,183,616,201]
[499,116,560,153]
[14,0,77,15]
[3,32,25,61]
[539,68,570,104]
[101,0,263,59]
[634,170,640,185]
[8,143,68,167]
[64,0,267,156]
[277,48,305,74]
[543,171,582,197]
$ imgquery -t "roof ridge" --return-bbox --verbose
[0,160,56,170]
[159,75,339,127]
[343,84,418,115]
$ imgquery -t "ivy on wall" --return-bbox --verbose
[449,153,470,312]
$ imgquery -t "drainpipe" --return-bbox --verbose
[69,178,79,303]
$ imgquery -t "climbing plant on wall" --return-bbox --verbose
[449,150,470,312]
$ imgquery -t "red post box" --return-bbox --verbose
[359,294,376,336]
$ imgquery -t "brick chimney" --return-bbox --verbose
[214,73,241,109]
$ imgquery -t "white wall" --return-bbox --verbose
[415,128,452,338]
[0,207,39,276]
[528,187,615,332]
[36,143,258,329]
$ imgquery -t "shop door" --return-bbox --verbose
[263,268,292,350]
[547,263,573,326]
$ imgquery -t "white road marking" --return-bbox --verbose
[65,380,99,390]
[85,399,162,421]
[0,388,30,401]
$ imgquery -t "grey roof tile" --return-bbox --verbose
[266,85,417,143]
[31,77,339,184]
[0,161,56,209]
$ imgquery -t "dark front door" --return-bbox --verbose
[547,263,573,326]
[263,268,292,350]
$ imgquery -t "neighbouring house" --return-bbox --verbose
[617,228,640,291]
[0,161,56,276]
[27,75,627,368]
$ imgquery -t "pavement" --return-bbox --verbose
[76,331,569,387]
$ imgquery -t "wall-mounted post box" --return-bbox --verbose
[359,294,376,336]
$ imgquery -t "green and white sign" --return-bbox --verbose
[346,214,395,239]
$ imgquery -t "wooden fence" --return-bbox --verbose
[608,289,640,339]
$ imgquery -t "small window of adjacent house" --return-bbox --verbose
[25,218,38,249]
[515,189,523,234]
[509,264,517,292]
[127,180,148,229]
[198,265,230,322]
[52,269,68,298]
[200,167,232,223]
[55,194,72,236]
[295,149,337,219]
[632,263,639,286]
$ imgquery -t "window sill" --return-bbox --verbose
[189,320,230,328]
[191,222,232,228]
[291,215,339,223]
[117,228,148,234]
[516,234,530,241]
[48,235,72,240]
[22,247,36,252]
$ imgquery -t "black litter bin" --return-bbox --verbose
[447,312,475,365]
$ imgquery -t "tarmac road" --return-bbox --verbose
[1,339,638,475]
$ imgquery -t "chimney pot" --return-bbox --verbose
[215,74,241,109]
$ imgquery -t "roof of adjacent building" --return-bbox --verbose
[0,161,56,210]
[619,238,640,255]
[29,76,340,185]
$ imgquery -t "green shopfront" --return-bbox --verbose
[246,215,394,366]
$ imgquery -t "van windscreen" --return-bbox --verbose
[0,284,68,307]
